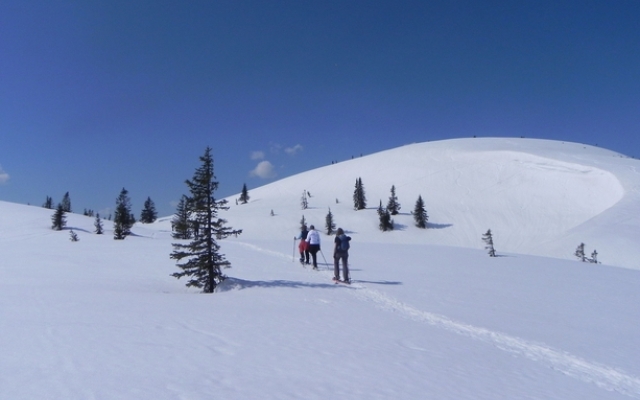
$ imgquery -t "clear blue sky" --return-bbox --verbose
[1,1,639,217]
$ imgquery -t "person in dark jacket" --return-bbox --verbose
[333,228,351,282]
[297,225,310,264]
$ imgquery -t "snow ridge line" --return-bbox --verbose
[350,285,640,398]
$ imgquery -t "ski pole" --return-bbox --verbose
[292,237,296,262]
[319,249,329,270]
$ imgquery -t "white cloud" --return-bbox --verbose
[285,144,304,156]
[269,143,282,154]
[0,165,9,184]
[250,161,277,179]
[251,151,265,160]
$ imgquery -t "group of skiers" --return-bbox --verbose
[296,224,351,283]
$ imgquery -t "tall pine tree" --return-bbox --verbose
[51,203,67,231]
[377,200,394,231]
[353,178,367,210]
[482,229,497,257]
[140,196,158,223]
[43,196,54,209]
[575,243,586,262]
[239,183,250,204]
[61,192,72,213]
[386,185,401,215]
[170,147,242,293]
[113,188,134,240]
[325,207,336,235]
[413,195,428,229]
[94,213,104,234]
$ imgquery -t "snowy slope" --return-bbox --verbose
[1,138,639,399]
[199,138,639,269]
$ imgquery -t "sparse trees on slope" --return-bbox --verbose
[386,185,401,215]
[301,190,308,210]
[113,188,134,240]
[69,230,79,242]
[575,243,599,263]
[140,196,158,223]
[413,195,428,229]
[170,147,242,293]
[325,208,336,235]
[482,229,496,257]
[51,203,67,231]
[353,178,367,210]
[239,183,250,204]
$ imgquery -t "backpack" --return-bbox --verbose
[339,234,351,251]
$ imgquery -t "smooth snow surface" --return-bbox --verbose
[1,138,639,399]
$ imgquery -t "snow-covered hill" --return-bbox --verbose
[177,137,639,269]
[1,138,639,399]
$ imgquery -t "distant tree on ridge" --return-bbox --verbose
[482,229,496,257]
[140,196,158,223]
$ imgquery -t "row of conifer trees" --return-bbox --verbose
[49,189,158,237]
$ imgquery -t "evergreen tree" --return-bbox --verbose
[94,213,104,234]
[113,187,134,240]
[171,195,192,240]
[386,185,401,215]
[482,229,496,257]
[43,196,54,209]
[140,196,158,223]
[51,203,67,231]
[61,192,72,213]
[301,190,308,210]
[575,243,586,262]
[170,147,242,293]
[300,215,307,231]
[377,200,394,231]
[325,207,336,235]
[69,230,79,242]
[413,195,428,229]
[239,183,250,204]
[353,178,367,210]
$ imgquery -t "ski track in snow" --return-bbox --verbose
[349,285,640,399]
[234,240,640,399]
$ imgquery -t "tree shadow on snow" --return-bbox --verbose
[64,226,93,234]
[216,277,340,292]
[426,222,453,229]
[392,222,408,231]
